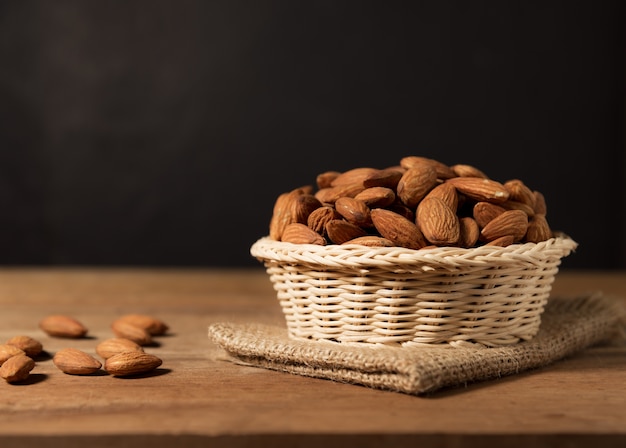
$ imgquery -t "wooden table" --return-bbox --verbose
[0,268,624,447]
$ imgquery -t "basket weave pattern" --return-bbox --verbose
[251,235,577,347]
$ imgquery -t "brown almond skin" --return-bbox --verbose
[371,208,427,250]
[325,219,367,245]
[0,353,35,383]
[526,214,553,243]
[0,344,25,366]
[458,217,480,248]
[362,168,403,189]
[115,315,169,336]
[39,315,89,338]
[6,335,43,357]
[341,236,395,247]
[396,165,438,208]
[330,167,377,187]
[334,197,372,227]
[316,171,341,189]
[291,194,322,224]
[504,179,536,208]
[485,235,516,247]
[480,209,529,242]
[446,177,510,204]
[450,164,489,178]
[111,320,153,346]
[269,188,303,241]
[400,156,456,179]
[307,206,340,235]
[96,338,144,360]
[105,352,163,377]
[281,223,326,245]
[354,187,396,208]
[473,202,506,228]
[423,182,458,212]
[416,197,460,246]
[533,190,548,215]
[53,348,102,375]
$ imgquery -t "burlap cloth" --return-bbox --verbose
[208,292,625,395]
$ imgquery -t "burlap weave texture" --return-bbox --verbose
[208,293,625,395]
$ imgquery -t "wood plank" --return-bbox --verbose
[0,268,624,447]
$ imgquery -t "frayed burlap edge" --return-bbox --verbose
[208,292,625,395]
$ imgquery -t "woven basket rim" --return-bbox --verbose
[250,233,577,270]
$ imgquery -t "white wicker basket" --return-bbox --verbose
[250,234,577,347]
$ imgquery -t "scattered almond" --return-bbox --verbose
[114,315,169,336]
[104,351,163,377]
[111,319,153,346]
[0,344,25,366]
[6,335,43,357]
[96,338,144,360]
[53,348,102,375]
[39,315,89,338]
[0,353,35,383]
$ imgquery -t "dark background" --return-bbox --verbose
[0,0,624,269]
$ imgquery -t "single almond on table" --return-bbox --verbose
[104,351,163,377]
[281,223,326,245]
[371,208,427,250]
[96,338,144,360]
[53,348,102,375]
[6,335,43,357]
[0,353,35,383]
[111,319,153,346]
[416,197,460,246]
[0,344,25,366]
[39,315,89,338]
[480,209,529,242]
[114,315,169,336]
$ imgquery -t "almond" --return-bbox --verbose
[400,156,456,179]
[39,315,89,338]
[450,164,489,178]
[6,335,43,357]
[114,314,169,336]
[458,217,480,248]
[281,223,326,245]
[416,197,460,246]
[363,168,403,189]
[0,344,25,366]
[111,319,153,346]
[291,194,322,224]
[53,348,102,375]
[341,236,395,247]
[269,188,302,240]
[504,179,536,208]
[446,177,510,203]
[330,167,377,186]
[485,235,516,247]
[104,351,162,377]
[325,219,367,244]
[480,209,529,242]
[533,190,548,215]
[396,165,438,208]
[423,182,458,212]
[473,202,506,228]
[316,171,341,189]
[0,353,35,383]
[334,197,372,227]
[501,200,535,217]
[354,187,396,208]
[371,208,427,249]
[307,206,340,234]
[314,182,366,204]
[526,214,552,243]
[96,338,145,360]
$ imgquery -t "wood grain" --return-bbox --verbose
[0,268,624,448]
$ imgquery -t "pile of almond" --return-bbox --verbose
[269,156,552,249]
[0,314,168,384]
